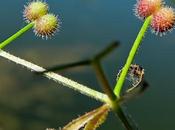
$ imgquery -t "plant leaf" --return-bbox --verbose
[62,104,110,130]
[84,105,109,130]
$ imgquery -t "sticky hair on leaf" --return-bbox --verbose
[34,14,60,39]
[151,7,175,36]
[134,0,163,20]
[62,104,110,130]
[23,1,49,22]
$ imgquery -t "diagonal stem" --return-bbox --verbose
[0,22,34,49]
[37,41,119,74]
[113,106,134,130]
[0,50,110,104]
[39,59,91,73]
[91,61,134,130]
[94,41,119,61]
[114,16,152,97]
[91,60,116,101]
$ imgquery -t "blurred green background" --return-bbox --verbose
[0,0,175,129]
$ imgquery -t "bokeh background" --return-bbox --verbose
[0,0,175,130]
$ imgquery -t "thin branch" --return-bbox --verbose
[113,106,137,130]
[39,59,91,73]
[93,41,119,61]
[0,22,34,49]
[38,41,119,74]
[91,61,116,101]
[0,50,110,104]
[91,61,135,130]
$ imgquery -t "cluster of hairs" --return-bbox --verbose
[23,0,59,39]
[134,0,175,36]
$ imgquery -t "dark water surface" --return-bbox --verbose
[0,0,175,130]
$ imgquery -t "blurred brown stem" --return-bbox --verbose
[36,41,136,130]
[91,60,134,130]
[40,59,91,73]
[37,41,119,73]
[91,60,116,101]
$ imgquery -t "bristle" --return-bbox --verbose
[151,7,175,36]
[34,14,60,39]
[23,1,49,22]
[134,0,163,20]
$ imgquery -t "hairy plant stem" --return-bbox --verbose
[0,50,110,104]
[0,22,34,49]
[114,16,152,97]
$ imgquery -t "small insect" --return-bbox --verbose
[117,64,147,103]
[117,64,144,90]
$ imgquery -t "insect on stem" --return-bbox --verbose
[113,16,152,97]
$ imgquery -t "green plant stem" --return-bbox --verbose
[114,16,152,97]
[0,22,34,49]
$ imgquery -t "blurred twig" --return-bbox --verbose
[41,59,91,73]
[37,41,119,73]
[91,61,116,101]
[91,61,135,130]
[38,41,138,130]
[92,41,119,61]
[38,41,119,101]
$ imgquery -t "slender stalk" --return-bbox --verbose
[0,22,34,49]
[92,61,116,101]
[38,41,119,74]
[113,106,134,130]
[40,59,91,73]
[0,50,110,104]
[94,41,119,61]
[114,16,152,97]
[91,61,134,130]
